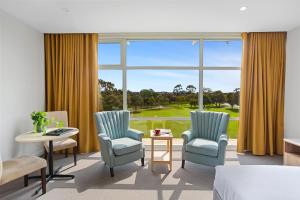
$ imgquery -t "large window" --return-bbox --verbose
[98,35,242,138]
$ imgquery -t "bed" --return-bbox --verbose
[214,165,300,200]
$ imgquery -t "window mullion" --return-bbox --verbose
[199,39,204,111]
[121,39,127,110]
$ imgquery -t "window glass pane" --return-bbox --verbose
[203,70,240,138]
[203,40,242,67]
[130,120,238,139]
[227,120,239,139]
[127,40,200,66]
[130,120,191,138]
[127,70,198,117]
[98,70,122,111]
[98,43,121,65]
[203,70,240,92]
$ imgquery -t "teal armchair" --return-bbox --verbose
[181,111,229,168]
[95,111,145,177]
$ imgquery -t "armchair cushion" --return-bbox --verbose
[112,137,142,156]
[186,138,218,157]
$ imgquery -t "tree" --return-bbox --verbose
[211,90,225,107]
[129,93,142,111]
[186,85,196,93]
[203,88,212,94]
[203,88,212,108]
[157,94,169,106]
[98,93,103,111]
[99,79,115,92]
[203,93,212,108]
[187,93,198,108]
[173,84,183,95]
[103,94,122,111]
[148,97,156,107]
[173,84,185,107]
[167,93,176,104]
[140,89,156,107]
[176,96,185,107]
[226,92,235,109]
[233,88,240,106]
[99,79,122,111]
[226,88,240,109]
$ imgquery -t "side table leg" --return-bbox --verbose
[169,139,172,171]
[151,138,154,171]
[167,140,169,152]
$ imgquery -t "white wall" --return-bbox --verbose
[0,10,45,160]
[285,26,300,138]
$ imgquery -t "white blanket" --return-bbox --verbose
[214,165,300,200]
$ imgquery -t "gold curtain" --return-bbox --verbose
[237,32,286,155]
[44,33,100,153]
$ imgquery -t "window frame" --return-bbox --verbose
[98,33,241,124]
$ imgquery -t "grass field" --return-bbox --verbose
[129,104,239,138]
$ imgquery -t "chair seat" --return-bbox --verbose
[186,138,218,157]
[44,138,77,152]
[0,156,47,185]
[112,137,142,156]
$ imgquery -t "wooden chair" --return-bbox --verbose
[0,156,47,194]
[44,111,77,165]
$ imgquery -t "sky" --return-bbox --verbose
[98,40,242,92]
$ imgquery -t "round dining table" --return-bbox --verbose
[15,127,79,182]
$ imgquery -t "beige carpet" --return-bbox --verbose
[0,150,282,200]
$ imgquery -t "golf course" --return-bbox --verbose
[99,79,240,139]
[129,104,239,138]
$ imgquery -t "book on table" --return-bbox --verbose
[45,128,73,136]
[159,129,171,135]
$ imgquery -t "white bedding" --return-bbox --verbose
[214,165,300,200]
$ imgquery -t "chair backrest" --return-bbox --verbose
[191,111,229,141]
[46,111,68,128]
[94,110,129,140]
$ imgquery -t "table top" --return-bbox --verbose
[15,127,79,143]
[150,130,173,139]
[284,138,300,147]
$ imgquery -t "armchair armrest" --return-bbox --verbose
[127,129,144,141]
[218,134,228,145]
[98,133,113,165]
[99,132,111,141]
[217,134,228,160]
[182,130,193,144]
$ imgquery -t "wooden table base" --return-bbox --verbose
[150,134,173,171]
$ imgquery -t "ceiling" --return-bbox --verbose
[0,0,299,33]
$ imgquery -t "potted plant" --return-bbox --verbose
[31,111,48,133]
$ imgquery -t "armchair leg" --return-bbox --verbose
[73,146,77,166]
[181,160,185,168]
[110,168,114,177]
[65,149,68,158]
[24,175,28,187]
[41,167,46,194]
[141,158,144,166]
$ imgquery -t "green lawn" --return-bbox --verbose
[130,104,239,138]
